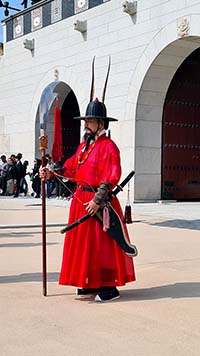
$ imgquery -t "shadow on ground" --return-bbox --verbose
[0,242,58,248]
[0,272,59,283]
[0,230,61,238]
[121,282,200,301]
[1,273,199,302]
[149,219,200,230]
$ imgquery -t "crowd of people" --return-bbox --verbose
[0,153,29,197]
[0,153,74,199]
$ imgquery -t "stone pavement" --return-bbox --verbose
[0,196,200,356]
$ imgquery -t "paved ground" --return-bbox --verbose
[0,196,200,356]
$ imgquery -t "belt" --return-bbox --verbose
[77,185,97,192]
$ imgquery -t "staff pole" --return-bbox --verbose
[39,135,48,296]
[38,81,61,295]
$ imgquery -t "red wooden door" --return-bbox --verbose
[162,49,200,200]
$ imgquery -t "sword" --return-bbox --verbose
[60,170,135,234]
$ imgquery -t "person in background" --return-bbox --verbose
[31,159,41,198]
[10,154,16,162]
[0,155,8,195]
[54,161,63,199]
[20,160,29,196]
[13,153,23,198]
[5,157,16,196]
[45,154,55,198]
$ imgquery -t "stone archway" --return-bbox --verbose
[134,38,200,201]
[127,15,200,201]
[34,81,80,160]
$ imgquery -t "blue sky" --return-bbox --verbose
[0,1,24,42]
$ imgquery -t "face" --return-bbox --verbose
[7,158,13,165]
[84,118,103,135]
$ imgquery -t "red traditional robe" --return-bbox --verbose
[59,133,136,288]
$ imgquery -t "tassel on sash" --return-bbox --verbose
[103,206,110,231]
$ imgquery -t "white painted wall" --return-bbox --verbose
[1,1,200,200]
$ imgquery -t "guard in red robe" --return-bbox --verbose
[41,57,137,302]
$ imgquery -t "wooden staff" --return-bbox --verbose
[39,134,48,296]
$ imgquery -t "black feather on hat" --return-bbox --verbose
[74,56,117,130]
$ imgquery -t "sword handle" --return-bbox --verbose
[112,170,135,196]
[60,213,90,233]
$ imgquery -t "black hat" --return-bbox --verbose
[74,57,118,130]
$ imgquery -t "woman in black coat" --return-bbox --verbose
[31,159,41,198]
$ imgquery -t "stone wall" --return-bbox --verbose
[1,0,200,200]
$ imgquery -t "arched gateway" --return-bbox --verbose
[131,30,200,201]
[35,81,80,161]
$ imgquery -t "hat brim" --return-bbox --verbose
[73,116,118,122]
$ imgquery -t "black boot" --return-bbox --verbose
[76,288,100,295]
[95,287,120,302]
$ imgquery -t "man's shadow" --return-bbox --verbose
[70,282,200,303]
[150,219,200,230]
[121,282,200,301]
[1,273,199,302]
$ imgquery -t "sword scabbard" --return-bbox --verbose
[60,170,135,235]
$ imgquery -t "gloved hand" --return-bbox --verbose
[93,181,111,205]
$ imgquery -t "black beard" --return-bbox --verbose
[84,132,96,150]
